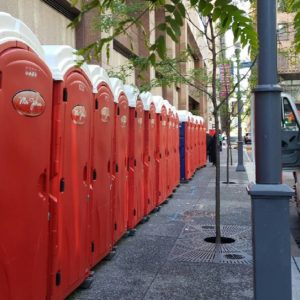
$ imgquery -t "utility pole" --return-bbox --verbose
[235,44,245,172]
[248,1,293,299]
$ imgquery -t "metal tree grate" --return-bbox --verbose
[168,224,252,265]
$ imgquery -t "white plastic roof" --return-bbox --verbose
[177,110,190,122]
[188,112,194,123]
[0,12,44,59]
[87,64,112,93]
[162,99,172,113]
[152,95,164,113]
[43,45,91,80]
[124,84,140,108]
[171,105,177,116]
[109,77,125,103]
[140,92,154,111]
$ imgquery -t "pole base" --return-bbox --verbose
[248,183,293,300]
[236,164,246,172]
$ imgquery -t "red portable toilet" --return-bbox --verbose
[178,110,191,182]
[171,106,180,189]
[189,113,195,176]
[140,92,158,215]
[43,45,93,300]
[124,85,145,231]
[87,65,114,266]
[199,116,206,167]
[162,99,173,198]
[195,117,200,169]
[0,13,52,300]
[152,96,168,205]
[110,78,129,243]
[191,115,197,174]
[168,105,175,193]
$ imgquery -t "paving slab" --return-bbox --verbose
[68,149,255,300]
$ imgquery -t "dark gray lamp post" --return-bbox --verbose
[235,43,245,172]
[248,1,293,299]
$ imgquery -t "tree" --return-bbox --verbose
[70,0,258,244]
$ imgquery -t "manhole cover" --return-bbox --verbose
[168,224,252,265]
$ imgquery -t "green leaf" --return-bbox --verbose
[165,4,175,13]
[156,35,166,58]
[174,9,183,26]
[177,3,186,17]
[149,53,156,65]
[202,3,213,16]
[166,26,178,42]
[190,0,198,6]
[158,23,167,31]
[212,7,221,21]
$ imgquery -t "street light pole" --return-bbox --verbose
[248,1,293,299]
[235,45,245,172]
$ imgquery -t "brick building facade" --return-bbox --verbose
[0,0,209,125]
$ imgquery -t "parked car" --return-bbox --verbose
[244,132,251,144]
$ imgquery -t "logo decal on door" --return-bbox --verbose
[120,115,127,127]
[137,117,143,127]
[12,90,46,117]
[72,105,87,125]
[101,106,110,122]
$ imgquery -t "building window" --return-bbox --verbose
[42,0,80,20]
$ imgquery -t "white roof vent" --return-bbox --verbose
[124,85,140,108]
[199,116,204,124]
[162,99,172,113]
[140,92,154,111]
[109,77,125,103]
[43,45,91,80]
[0,12,44,58]
[87,64,112,93]
[177,110,190,122]
[153,95,164,113]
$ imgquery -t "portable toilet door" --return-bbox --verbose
[194,117,198,170]
[124,85,145,230]
[155,96,169,205]
[0,13,52,300]
[163,99,173,198]
[199,116,206,167]
[110,78,129,243]
[43,45,93,300]
[140,92,157,215]
[168,103,176,195]
[199,117,204,167]
[178,110,190,182]
[88,65,114,267]
[191,115,196,175]
[172,107,180,188]
[195,117,200,169]
[188,113,193,178]
[198,117,202,167]
[168,106,174,193]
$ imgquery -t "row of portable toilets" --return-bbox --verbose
[0,13,206,300]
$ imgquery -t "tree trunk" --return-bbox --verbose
[214,113,221,244]
[226,125,230,184]
[208,16,221,244]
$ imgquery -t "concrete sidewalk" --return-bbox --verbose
[69,149,255,300]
